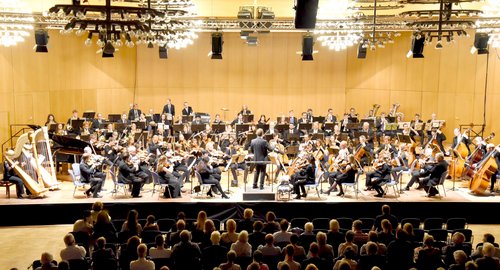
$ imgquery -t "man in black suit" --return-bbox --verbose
[182,101,193,116]
[119,113,129,124]
[80,153,104,198]
[128,103,142,121]
[162,98,175,118]
[420,153,448,197]
[250,128,275,189]
[324,108,337,124]
[283,123,297,145]
[117,153,143,198]
[451,127,472,155]
[288,110,297,126]
[429,128,447,155]
[298,112,309,124]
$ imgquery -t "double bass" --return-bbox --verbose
[447,129,470,179]
[469,145,499,195]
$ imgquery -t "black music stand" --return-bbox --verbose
[172,124,184,134]
[243,114,254,123]
[353,131,368,139]
[71,119,84,132]
[133,121,147,130]
[82,111,96,119]
[108,114,121,122]
[298,123,312,132]
[182,116,193,123]
[114,123,127,133]
[235,124,251,136]
[288,134,300,144]
[312,116,325,123]
[48,123,59,133]
[264,134,273,141]
[323,123,336,133]
[348,117,359,123]
[387,116,396,123]
[276,117,290,123]
[397,134,412,144]
[275,124,288,133]
[448,149,461,191]
[311,133,325,141]
[346,122,360,131]
[191,124,205,133]
[360,119,375,128]
[211,124,225,133]
[257,124,269,132]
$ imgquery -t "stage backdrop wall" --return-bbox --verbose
[0,31,499,148]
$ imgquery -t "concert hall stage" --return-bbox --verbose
[1,173,499,226]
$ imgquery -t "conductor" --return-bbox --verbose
[250,128,274,189]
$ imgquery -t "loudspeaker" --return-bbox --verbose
[242,192,276,201]
[302,35,314,61]
[294,0,319,29]
[35,29,49,53]
[211,32,223,59]
[474,33,490,54]
[411,36,425,58]
[357,43,367,59]
[159,46,168,59]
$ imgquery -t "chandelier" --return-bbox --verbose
[0,0,34,47]
[47,0,198,56]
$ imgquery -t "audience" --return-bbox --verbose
[59,233,86,261]
[326,219,345,258]
[273,219,293,244]
[91,236,115,263]
[121,210,142,237]
[263,211,280,234]
[203,231,228,270]
[149,234,172,259]
[475,242,500,270]
[377,219,395,246]
[373,204,398,232]
[238,208,255,233]
[231,230,253,257]
[72,209,93,234]
[221,219,239,246]
[332,246,357,270]
[258,234,281,257]
[338,231,359,257]
[171,230,202,269]
[34,252,57,270]
[278,244,301,270]
[143,215,160,231]
[249,221,267,252]
[219,250,241,270]
[250,250,270,270]
[130,243,155,270]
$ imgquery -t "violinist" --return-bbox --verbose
[359,122,375,148]
[405,148,437,191]
[45,114,57,127]
[80,153,104,198]
[258,114,268,125]
[451,128,472,155]
[56,123,67,136]
[195,153,229,199]
[401,123,419,143]
[213,114,224,124]
[391,143,410,181]
[148,135,161,156]
[225,138,246,187]
[419,153,448,197]
[172,144,190,184]
[368,154,393,197]
[118,152,143,198]
[324,141,350,192]
[375,136,396,158]
[309,122,322,135]
[104,139,120,167]
[128,146,151,184]
[156,155,181,198]
[298,112,309,124]
[232,113,245,125]
[356,135,373,167]
[81,121,92,136]
[324,154,358,196]
[292,155,316,199]
[428,127,447,156]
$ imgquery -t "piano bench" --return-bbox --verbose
[0,180,15,199]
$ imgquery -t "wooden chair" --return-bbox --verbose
[0,180,15,198]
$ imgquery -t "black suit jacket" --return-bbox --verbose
[128,109,142,120]
[162,104,175,116]
[452,136,471,152]
[80,162,95,182]
[429,160,448,182]
[182,107,193,116]
[250,137,273,162]
[324,115,337,124]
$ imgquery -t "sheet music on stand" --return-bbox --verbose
[71,119,85,131]
[211,124,226,133]
[311,133,324,141]
[133,121,147,130]
[323,123,335,133]
[387,116,396,123]
[172,124,184,133]
[288,133,300,143]
[339,133,350,142]
[312,116,325,123]
[348,117,359,123]
[386,123,398,131]
[82,111,96,119]
[276,117,290,123]
[243,114,254,123]
[298,123,312,132]
[286,145,299,156]
[398,122,411,130]
[257,124,269,132]
[275,124,288,133]
[182,115,193,123]
[191,124,205,133]
[114,123,127,133]
[264,134,273,141]
[108,114,121,122]
[414,122,425,131]
[360,119,375,128]
[235,124,251,136]
[346,122,360,131]
[397,134,412,144]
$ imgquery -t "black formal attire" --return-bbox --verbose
[428,132,447,154]
[128,109,142,121]
[360,128,376,149]
[158,170,181,198]
[197,159,227,198]
[162,103,175,117]
[92,247,115,264]
[239,109,252,115]
[475,256,500,270]
[202,245,228,270]
[79,162,104,198]
[225,148,246,186]
[249,231,266,252]
[117,160,142,197]
[366,163,392,196]
[300,256,328,270]
[182,106,193,116]
[118,118,130,125]
[3,160,26,197]
[386,238,413,270]
[420,159,448,196]
[416,247,445,270]
[92,221,117,243]
[483,151,500,192]
[406,162,434,190]
[249,136,274,188]
[324,115,337,124]
[356,143,373,167]
[335,166,357,195]
[292,163,316,198]
[92,118,105,131]
[451,135,472,155]
[231,118,244,125]
[358,254,386,270]
[172,241,202,270]
[373,213,398,232]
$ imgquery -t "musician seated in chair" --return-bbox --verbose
[356,135,373,167]
[225,138,246,187]
[3,150,29,198]
[156,155,181,198]
[80,153,104,198]
[118,152,144,198]
[292,155,316,199]
[418,153,448,197]
[323,154,358,196]
[195,155,229,199]
[428,128,447,156]
[367,155,392,197]
[451,128,472,156]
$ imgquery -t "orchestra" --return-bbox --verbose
[7,100,500,200]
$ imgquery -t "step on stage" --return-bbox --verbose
[1,174,500,226]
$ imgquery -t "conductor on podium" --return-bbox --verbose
[250,128,274,189]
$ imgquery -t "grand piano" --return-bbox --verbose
[50,134,91,165]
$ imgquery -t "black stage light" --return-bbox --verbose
[34,29,49,53]
[211,32,223,60]
[294,0,319,29]
[302,35,314,61]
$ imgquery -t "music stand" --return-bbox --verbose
[448,149,461,191]
[211,124,225,133]
[288,133,300,144]
[313,116,325,123]
[311,133,324,141]
[298,123,312,132]
[264,134,273,141]
[323,123,335,133]
[108,114,121,122]
[242,114,254,123]
[275,124,288,133]
[276,116,290,123]
[353,131,368,139]
[257,124,269,132]
[348,117,359,123]
[172,124,184,134]
[360,119,375,128]
[133,121,147,130]
[398,122,411,130]
[82,111,96,119]
[224,154,240,194]
[339,133,350,142]
[48,123,59,133]
[191,124,205,133]
[346,122,360,131]
[71,119,84,132]
[387,116,396,123]
[182,115,193,123]
[235,124,251,136]
[114,123,127,133]
[397,134,412,144]
[286,145,299,157]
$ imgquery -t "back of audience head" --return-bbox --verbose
[40,252,54,265]
[238,230,248,243]
[309,242,319,255]
[226,219,236,232]
[253,220,263,232]
[176,219,186,231]
[96,236,106,249]
[204,219,215,233]
[265,234,274,245]
[253,249,263,263]
[305,264,319,270]
[137,243,147,258]
[465,261,478,270]
[453,250,468,265]
[329,219,340,232]
[266,211,276,222]
[304,222,314,233]
[278,263,290,270]
[290,234,299,245]
[345,230,355,242]
[226,250,237,263]
[366,242,378,256]
[280,219,289,232]
[92,201,104,212]
[482,242,495,257]
[211,231,221,245]
[180,230,191,242]
[249,262,261,270]
[96,210,111,224]
[155,234,165,247]
[244,208,253,220]
[316,232,327,245]
[58,261,69,270]
[381,204,391,214]
[63,233,76,247]
[395,228,408,241]
[452,231,465,244]
[285,244,294,257]
[344,246,356,259]
[338,261,351,270]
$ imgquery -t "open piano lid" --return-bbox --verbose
[50,134,91,155]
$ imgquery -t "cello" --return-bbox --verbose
[469,145,499,195]
[463,132,495,178]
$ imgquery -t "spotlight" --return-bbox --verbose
[410,35,425,58]
[246,36,258,46]
[294,0,319,29]
[302,34,314,61]
[34,29,49,53]
[472,33,490,54]
[84,32,92,47]
[435,39,443,49]
[238,6,254,29]
[147,41,154,48]
[357,40,367,59]
[159,46,168,59]
[102,40,115,57]
[240,31,251,39]
[257,6,275,29]
[211,32,223,60]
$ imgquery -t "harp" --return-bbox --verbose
[31,127,59,189]
[5,133,47,197]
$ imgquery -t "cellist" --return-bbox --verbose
[481,143,500,193]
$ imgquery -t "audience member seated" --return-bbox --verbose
[201,219,216,249]
[474,242,500,270]
[72,210,93,235]
[402,223,418,246]
[121,210,143,238]
[444,232,472,266]
[59,233,86,261]
[472,233,500,260]
[90,201,107,225]
[352,220,369,247]
[34,252,58,270]
[238,208,255,233]
[278,244,301,270]
[93,211,117,243]
[169,219,186,246]
[377,219,395,246]
[299,222,316,253]
[231,230,252,258]
[301,243,328,270]
[360,231,386,256]
[273,219,293,244]
[143,215,160,232]
[290,234,306,260]
[92,237,115,263]
[449,250,472,270]
[221,219,239,247]
[263,211,280,234]
[149,234,172,259]
[415,235,445,270]
[171,230,202,270]
[250,250,270,270]
[130,243,155,270]
[203,231,228,270]
[192,211,207,243]
[326,219,345,258]
[249,221,266,252]
[57,261,69,270]
[332,246,358,270]
[358,242,386,270]
[119,236,141,270]
[257,234,281,257]
[373,204,398,232]
[316,232,334,261]
[338,231,359,257]
[219,250,241,270]
[386,229,413,270]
